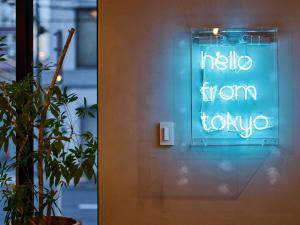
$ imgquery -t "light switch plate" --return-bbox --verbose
[160,122,174,146]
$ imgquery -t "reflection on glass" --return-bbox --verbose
[34,0,97,224]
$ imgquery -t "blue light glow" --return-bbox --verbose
[191,28,278,145]
[200,51,253,71]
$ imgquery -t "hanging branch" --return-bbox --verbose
[37,28,75,212]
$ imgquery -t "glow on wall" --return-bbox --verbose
[191,28,278,145]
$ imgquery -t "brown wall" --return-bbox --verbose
[99,0,300,224]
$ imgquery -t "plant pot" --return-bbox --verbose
[12,216,82,225]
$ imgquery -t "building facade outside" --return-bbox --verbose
[0,0,15,82]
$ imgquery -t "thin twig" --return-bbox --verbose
[37,28,75,214]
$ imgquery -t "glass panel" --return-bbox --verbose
[191,28,278,146]
[0,1,15,82]
[33,1,97,224]
[77,9,97,67]
[0,0,16,222]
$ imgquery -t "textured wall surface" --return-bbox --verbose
[99,0,300,224]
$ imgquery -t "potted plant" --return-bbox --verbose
[0,28,98,225]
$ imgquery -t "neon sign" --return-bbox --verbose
[201,113,269,139]
[191,28,278,145]
[201,82,257,101]
[200,51,253,71]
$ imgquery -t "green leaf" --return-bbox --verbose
[74,167,83,186]
[0,36,6,42]
[49,104,59,118]
[84,97,87,108]
[88,111,95,118]
[4,139,9,154]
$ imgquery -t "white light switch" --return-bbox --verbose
[163,127,170,141]
[160,122,174,146]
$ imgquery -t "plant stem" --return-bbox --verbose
[15,134,29,187]
[46,189,55,225]
[37,28,75,213]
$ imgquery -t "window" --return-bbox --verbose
[0,0,15,82]
[34,1,98,224]
[81,107,98,138]
[0,0,15,222]
[76,9,97,68]
[0,1,98,223]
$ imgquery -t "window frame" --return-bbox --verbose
[15,0,34,199]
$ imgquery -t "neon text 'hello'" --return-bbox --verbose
[200,51,253,71]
